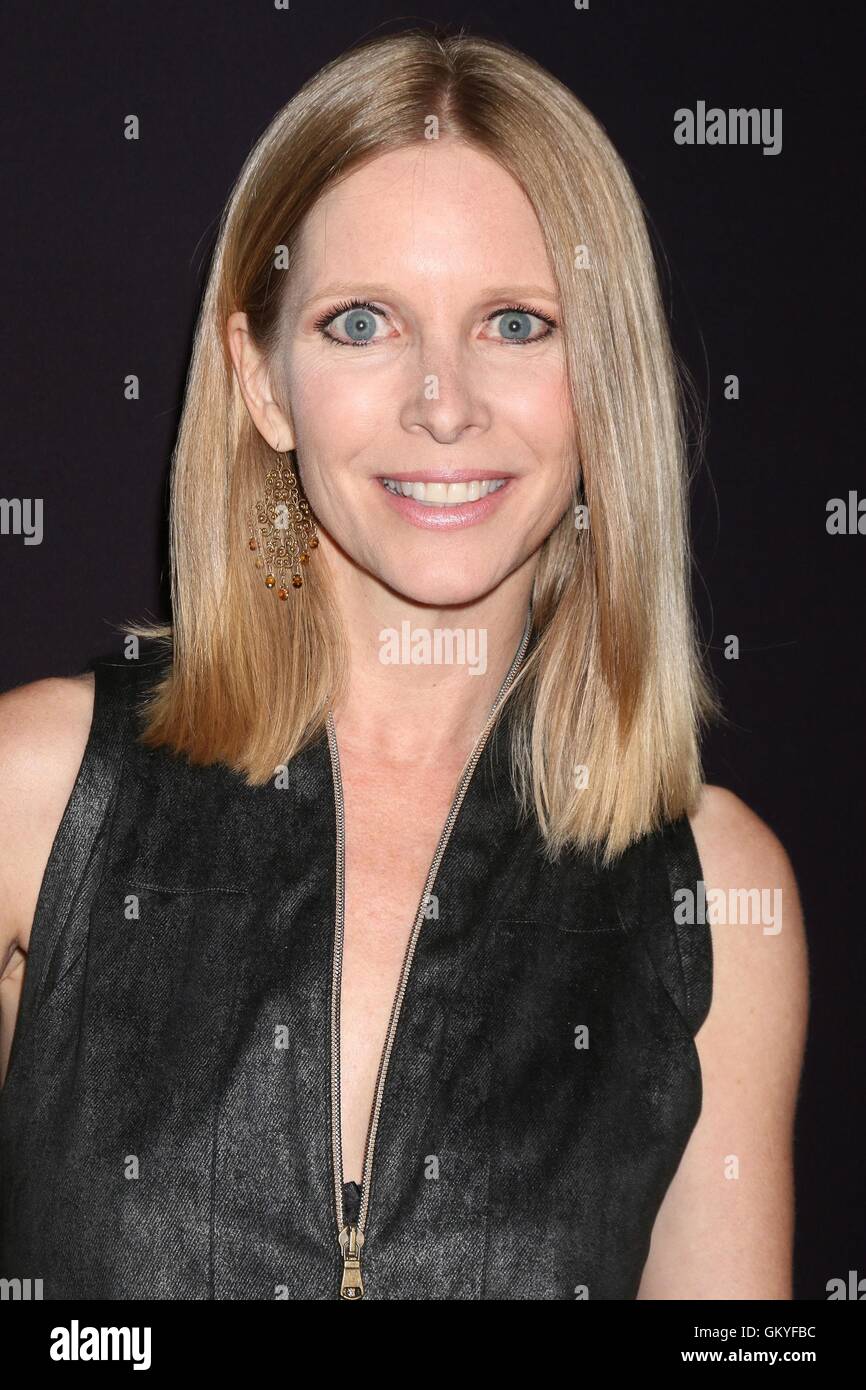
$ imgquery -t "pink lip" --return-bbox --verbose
[376,476,514,530]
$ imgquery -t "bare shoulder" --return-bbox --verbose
[638,786,809,1297]
[690,782,799,886]
[688,781,809,1056]
[0,672,96,959]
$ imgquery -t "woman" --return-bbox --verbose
[0,28,807,1300]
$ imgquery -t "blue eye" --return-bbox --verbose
[340,308,378,342]
[314,299,385,346]
[488,306,555,344]
[496,310,534,341]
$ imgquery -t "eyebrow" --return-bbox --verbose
[298,282,560,308]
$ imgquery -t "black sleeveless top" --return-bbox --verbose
[0,647,712,1300]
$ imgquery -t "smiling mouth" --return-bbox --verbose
[379,478,508,507]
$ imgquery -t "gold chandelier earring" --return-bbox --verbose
[247,450,319,598]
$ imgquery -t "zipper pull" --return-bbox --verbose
[338,1225,365,1300]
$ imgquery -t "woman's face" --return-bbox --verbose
[278,139,574,607]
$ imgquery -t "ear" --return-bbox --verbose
[226,311,296,451]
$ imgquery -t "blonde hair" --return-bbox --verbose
[129,25,718,862]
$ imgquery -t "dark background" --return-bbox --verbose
[1,1,862,1300]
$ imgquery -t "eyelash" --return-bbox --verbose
[312,298,558,347]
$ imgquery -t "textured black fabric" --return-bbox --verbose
[0,645,712,1300]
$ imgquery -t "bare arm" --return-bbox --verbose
[637,784,809,1299]
[0,673,95,1086]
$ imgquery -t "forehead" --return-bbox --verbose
[291,140,553,290]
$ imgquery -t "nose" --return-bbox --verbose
[399,342,491,445]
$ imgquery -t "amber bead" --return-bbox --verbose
[278,587,289,600]
[264,574,276,588]
[248,538,257,550]
[291,574,303,588]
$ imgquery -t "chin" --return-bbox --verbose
[374,557,511,610]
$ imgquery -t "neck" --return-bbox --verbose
[327,558,535,768]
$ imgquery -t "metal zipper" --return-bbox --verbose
[325,610,532,1300]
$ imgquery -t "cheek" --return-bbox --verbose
[282,357,383,551]
[505,364,574,490]
[495,343,566,416]
[287,355,386,460]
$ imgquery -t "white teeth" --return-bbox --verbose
[381,478,507,505]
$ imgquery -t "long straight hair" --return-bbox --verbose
[129,26,718,863]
